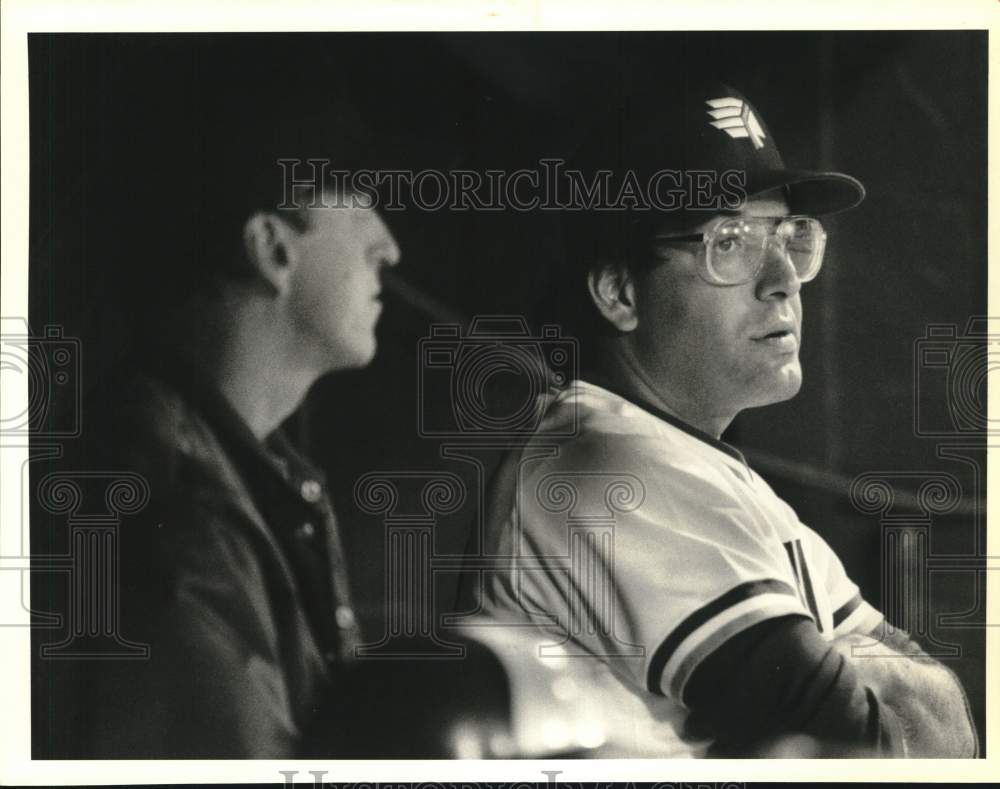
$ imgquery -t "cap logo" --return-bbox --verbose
[705,97,767,150]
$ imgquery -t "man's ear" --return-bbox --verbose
[242,212,300,295]
[586,260,639,332]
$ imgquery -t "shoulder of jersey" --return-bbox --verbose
[531,381,687,463]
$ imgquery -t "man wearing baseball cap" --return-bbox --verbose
[468,82,977,756]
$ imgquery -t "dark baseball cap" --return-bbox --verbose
[568,80,865,235]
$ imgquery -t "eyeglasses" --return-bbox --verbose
[651,215,827,286]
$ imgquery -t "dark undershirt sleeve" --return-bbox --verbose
[683,614,905,757]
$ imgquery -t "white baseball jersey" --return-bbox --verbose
[473,380,884,757]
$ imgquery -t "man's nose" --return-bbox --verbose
[383,238,401,268]
[374,235,402,269]
[755,236,801,300]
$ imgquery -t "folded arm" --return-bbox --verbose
[685,615,977,758]
[833,626,978,758]
[685,614,903,757]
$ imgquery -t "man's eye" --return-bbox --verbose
[714,237,741,254]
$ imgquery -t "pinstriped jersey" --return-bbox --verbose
[474,379,883,756]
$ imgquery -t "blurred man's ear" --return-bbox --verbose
[242,212,301,295]
[586,260,638,332]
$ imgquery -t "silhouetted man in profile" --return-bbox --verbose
[32,40,400,757]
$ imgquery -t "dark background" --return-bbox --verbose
[28,31,988,750]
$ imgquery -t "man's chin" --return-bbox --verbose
[349,341,378,369]
[326,337,378,373]
[750,365,802,407]
[771,365,803,403]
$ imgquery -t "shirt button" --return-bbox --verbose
[295,521,316,540]
[335,605,356,629]
[324,649,338,664]
[300,479,323,503]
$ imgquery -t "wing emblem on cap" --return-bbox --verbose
[705,97,767,150]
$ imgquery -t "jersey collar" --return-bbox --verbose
[574,378,750,469]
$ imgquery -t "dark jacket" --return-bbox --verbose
[33,356,362,758]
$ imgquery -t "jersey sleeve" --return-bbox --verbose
[490,430,813,705]
[684,614,906,756]
[798,523,884,637]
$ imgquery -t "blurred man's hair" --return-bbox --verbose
[105,37,371,328]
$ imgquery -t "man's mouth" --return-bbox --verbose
[753,328,799,352]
